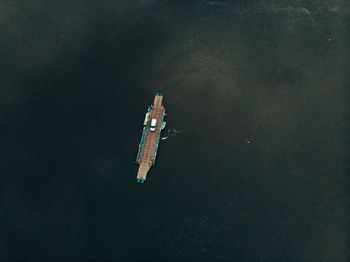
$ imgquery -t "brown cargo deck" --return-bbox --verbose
[135,93,165,183]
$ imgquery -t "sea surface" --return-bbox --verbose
[0,1,349,261]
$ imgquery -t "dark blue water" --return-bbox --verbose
[0,1,349,261]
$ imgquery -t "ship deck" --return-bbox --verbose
[136,94,165,183]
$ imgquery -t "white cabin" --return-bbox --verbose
[150,119,157,132]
